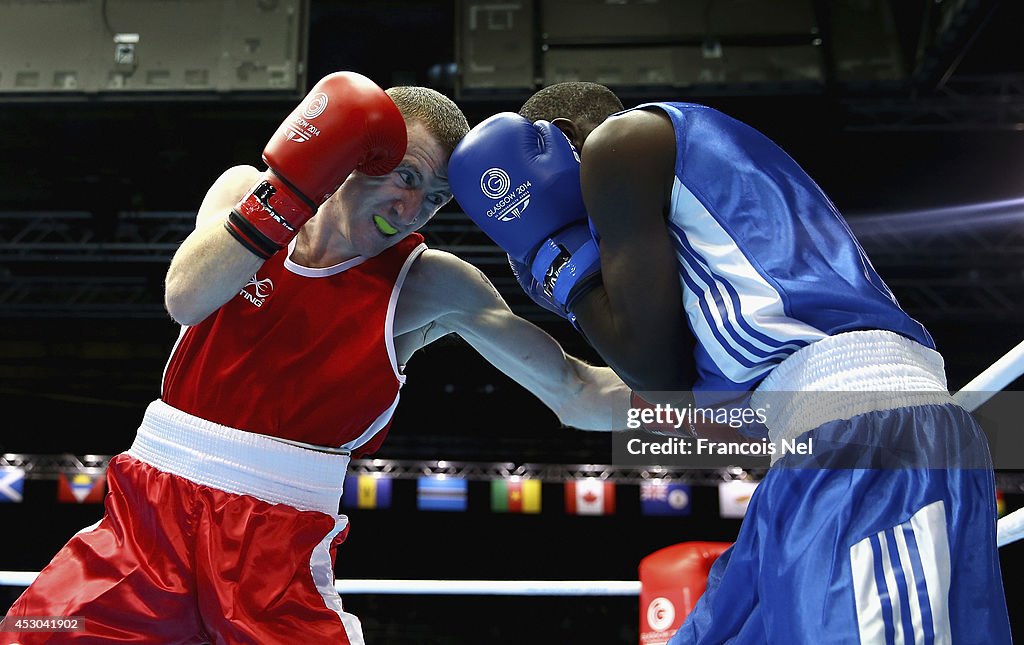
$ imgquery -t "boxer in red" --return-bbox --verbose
[1,73,628,644]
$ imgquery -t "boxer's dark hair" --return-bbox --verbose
[386,86,469,158]
[519,82,624,125]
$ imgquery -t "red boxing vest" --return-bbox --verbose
[162,234,425,456]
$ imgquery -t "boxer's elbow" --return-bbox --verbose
[604,343,696,393]
[574,296,693,390]
[164,275,210,326]
[587,319,695,391]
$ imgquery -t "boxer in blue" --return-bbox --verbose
[449,83,1011,643]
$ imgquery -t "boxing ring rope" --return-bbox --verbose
[952,339,1024,412]
[0,571,639,595]
[1,341,1023,593]
[955,338,1024,548]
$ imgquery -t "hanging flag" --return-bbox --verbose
[996,489,1006,518]
[57,472,106,504]
[564,478,616,516]
[718,480,758,519]
[417,476,467,512]
[640,480,691,516]
[490,477,541,514]
[341,474,392,510]
[0,468,25,503]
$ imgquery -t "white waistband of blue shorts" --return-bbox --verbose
[126,400,349,514]
[751,330,954,458]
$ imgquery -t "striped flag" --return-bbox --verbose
[0,468,25,503]
[564,479,615,516]
[640,480,691,516]
[718,480,758,518]
[417,476,468,512]
[57,472,106,504]
[341,474,392,510]
[491,478,541,513]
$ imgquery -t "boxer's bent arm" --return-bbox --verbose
[573,110,696,391]
[164,165,267,325]
[399,250,630,430]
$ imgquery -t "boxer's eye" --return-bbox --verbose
[398,169,417,187]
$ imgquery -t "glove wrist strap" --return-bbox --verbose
[531,237,601,308]
[225,172,316,259]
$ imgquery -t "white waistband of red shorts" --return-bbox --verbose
[751,330,954,454]
[126,399,349,514]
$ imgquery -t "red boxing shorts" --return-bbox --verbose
[1,400,363,645]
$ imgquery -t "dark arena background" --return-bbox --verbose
[1,1,1024,643]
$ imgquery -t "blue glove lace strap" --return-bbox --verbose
[531,238,564,285]
[552,239,600,306]
[530,238,601,308]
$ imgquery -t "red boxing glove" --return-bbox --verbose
[226,72,407,259]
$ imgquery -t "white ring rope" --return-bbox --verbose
[0,571,638,594]
[336,579,641,595]
[997,508,1024,548]
[952,339,1024,547]
[1,341,1022,592]
[952,339,1024,412]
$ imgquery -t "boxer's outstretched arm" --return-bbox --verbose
[396,249,630,431]
[164,165,267,326]
[572,109,696,391]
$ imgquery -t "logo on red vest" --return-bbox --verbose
[240,275,274,308]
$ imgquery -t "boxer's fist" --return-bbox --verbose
[631,391,764,441]
[630,391,697,438]
[265,72,407,195]
[450,112,601,319]
[226,72,407,259]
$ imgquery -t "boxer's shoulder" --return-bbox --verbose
[584,108,673,158]
[582,110,674,186]
[580,111,676,228]
[395,249,498,330]
[393,248,507,360]
[403,247,469,291]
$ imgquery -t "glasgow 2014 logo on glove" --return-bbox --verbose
[480,167,510,199]
[480,167,532,222]
[302,92,329,119]
[285,92,329,143]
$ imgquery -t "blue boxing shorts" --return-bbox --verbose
[669,331,1011,645]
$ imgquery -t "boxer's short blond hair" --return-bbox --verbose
[386,86,469,158]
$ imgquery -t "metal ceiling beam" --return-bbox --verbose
[1,209,1023,322]
[842,74,1024,131]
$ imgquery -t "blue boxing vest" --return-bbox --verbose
[626,102,933,392]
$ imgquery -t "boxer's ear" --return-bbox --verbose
[551,118,582,151]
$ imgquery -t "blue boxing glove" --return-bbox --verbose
[450,112,601,320]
